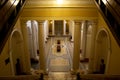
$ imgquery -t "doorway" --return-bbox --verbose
[94,28,111,74]
[10,30,25,75]
[55,20,63,36]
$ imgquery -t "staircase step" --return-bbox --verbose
[44,72,76,80]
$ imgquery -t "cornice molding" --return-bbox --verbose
[20,16,98,21]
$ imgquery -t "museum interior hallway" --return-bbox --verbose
[0,0,120,80]
[31,37,88,79]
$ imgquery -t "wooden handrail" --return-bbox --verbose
[106,0,120,19]
[0,0,16,36]
[0,0,12,29]
[0,0,8,8]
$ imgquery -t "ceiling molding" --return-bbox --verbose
[24,0,96,8]
[20,16,98,21]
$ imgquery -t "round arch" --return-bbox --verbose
[94,28,111,74]
[9,29,25,75]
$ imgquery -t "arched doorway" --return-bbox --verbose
[10,29,25,75]
[94,28,111,74]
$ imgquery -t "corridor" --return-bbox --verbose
[45,37,76,80]
[47,37,72,72]
[1,0,120,79]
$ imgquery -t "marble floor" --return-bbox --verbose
[31,37,88,79]
[44,72,76,80]
[47,37,72,72]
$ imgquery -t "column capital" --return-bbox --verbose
[87,20,97,25]
[81,20,87,23]
[37,20,45,24]
[74,20,82,24]
[20,19,28,25]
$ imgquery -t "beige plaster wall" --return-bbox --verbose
[97,13,120,74]
[0,19,25,76]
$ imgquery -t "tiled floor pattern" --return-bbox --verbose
[47,38,71,72]
[52,44,67,56]
[31,37,88,79]
[44,72,76,80]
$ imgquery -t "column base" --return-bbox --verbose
[71,40,74,42]
[70,68,82,75]
[45,40,47,43]
[38,69,48,75]
[30,58,39,63]
[63,34,66,36]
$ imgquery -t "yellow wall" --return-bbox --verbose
[0,40,12,76]
[21,7,98,20]
[98,13,120,74]
[0,19,22,76]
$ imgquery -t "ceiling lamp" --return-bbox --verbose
[57,0,63,4]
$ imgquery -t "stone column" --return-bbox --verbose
[88,21,97,73]
[38,21,46,72]
[43,22,47,42]
[52,20,55,35]
[81,21,87,59]
[71,21,75,42]
[73,21,81,72]
[21,20,31,74]
[31,20,38,60]
[44,20,49,42]
[46,20,49,39]
[63,20,66,35]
